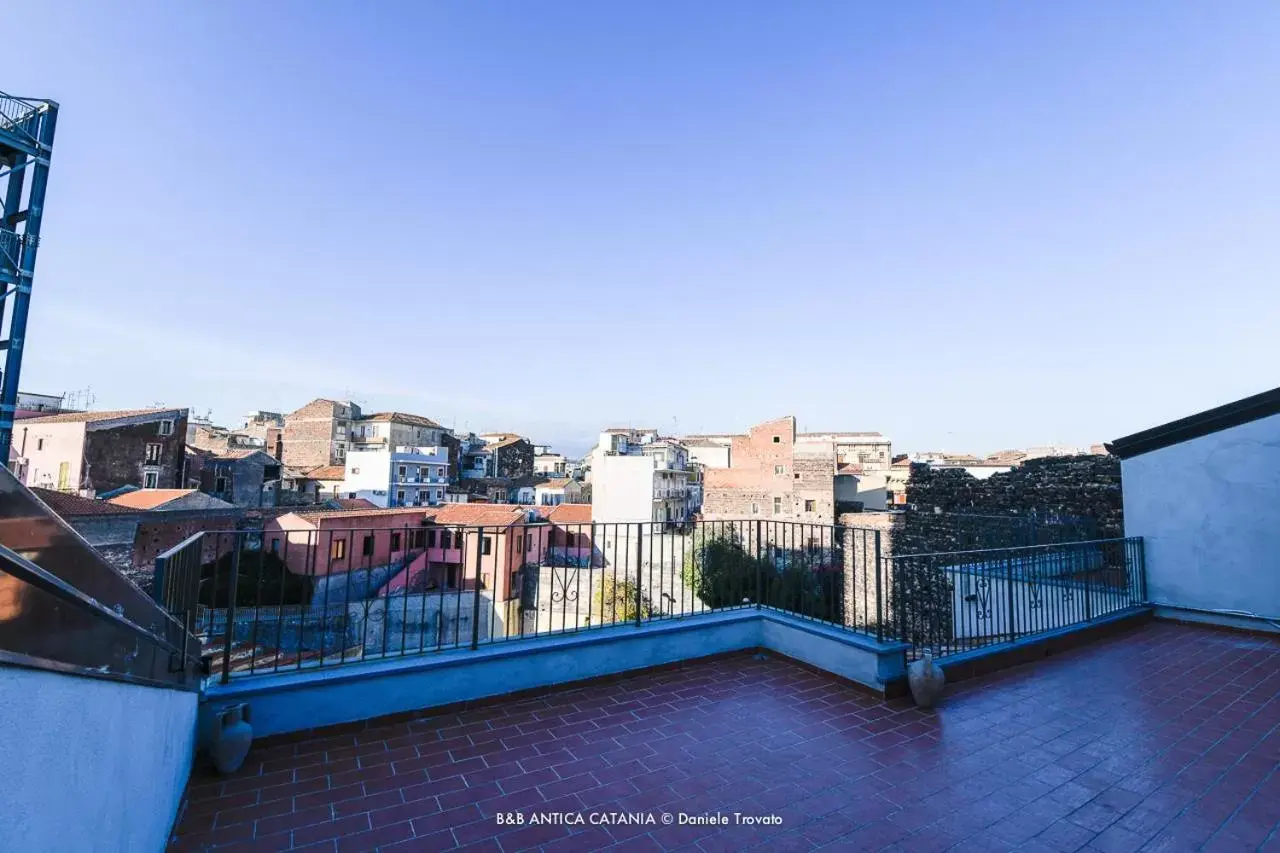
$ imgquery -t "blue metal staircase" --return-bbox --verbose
[0,91,58,466]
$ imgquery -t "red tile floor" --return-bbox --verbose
[171,621,1280,852]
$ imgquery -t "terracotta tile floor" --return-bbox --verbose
[171,621,1280,852]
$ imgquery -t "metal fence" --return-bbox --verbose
[153,519,1145,681]
[886,537,1145,660]
[157,520,885,682]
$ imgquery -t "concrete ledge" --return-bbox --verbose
[201,610,907,743]
[1152,605,1280,636]
[903,607,1153,687]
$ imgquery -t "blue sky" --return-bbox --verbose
[5,2,1278,457]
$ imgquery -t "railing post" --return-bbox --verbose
[747,514,757,607]
[1084,543,1094,621]
[874,530,883,643]
[1005,552,1016,643]
[471,526,484,650]
[152,554,168,606]
[220,535,241,684]
[1137,538,1147,604]
[634,523,643,627]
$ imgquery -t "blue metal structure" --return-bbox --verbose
[0,91,58,468]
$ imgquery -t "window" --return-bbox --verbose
[145,443,163,464]
[351,467,360,475]
[516,535,523,554]
[396,490,406,504]
[391,532,402,551]
[440,530,451,549]
[215,476,227,493]
[772,435,780,443]
[331,538,347,560]
[794,473,801,480]
[774,465,785,475]
[525,532,533,551]
[433,489,441,502]
[398,465,407,477]
[270,538,280,554]
[751,502,759,514]
[447,566,458,588]
[362,535,374,556]
[804,500,816,513]
[36,438,44,451]
[483,536,493,556]
[143,471,159,488]
[426,529,437,547]
[158,420,174,436]
[773,497,782,514]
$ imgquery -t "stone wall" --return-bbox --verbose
[702,417,837,524]
[902,455,1122,553]
[82,415,188,493]
[282,400,354,470]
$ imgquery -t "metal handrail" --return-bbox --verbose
[0,543,197,663]
[883,537,1134,561]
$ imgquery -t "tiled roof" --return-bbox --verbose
[426,504,526,527]
[20,407,184,425]
[301,465,346,480]
[31,488,135,517]
[330,498,377,510]
[361,412,442,428]
[546,504,591,524]
[536,478,573,490]
[288,506,430,521]
[107,489,198,510]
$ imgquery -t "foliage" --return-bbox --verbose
[681,528,844,622]
[200,549,313,607]
[593,575,653,624]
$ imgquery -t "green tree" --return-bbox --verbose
[593,575,653,624]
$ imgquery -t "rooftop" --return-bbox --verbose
[302,466,347,481]
[19,406,184,425]
[361,412,443,429]
[30,487,134,517]
[107,489,232,510]
[170,621,1280,853]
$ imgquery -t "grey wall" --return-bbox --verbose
[1122,412,1280,627]
[0,669,198,853]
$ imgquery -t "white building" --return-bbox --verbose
[590,430,695,523]
[1108,386,1280,633]
[341,445,449,508]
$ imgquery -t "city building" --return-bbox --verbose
[183,447,284,507]
[340,443,450,508]
[701,416,836,524]
[801,431,894,511]
[590,429,694,523]
[237,411,284,458]
[280,399,361,470]
[533,448,569,476]
[533,477,588,506]
[14,408,188,495]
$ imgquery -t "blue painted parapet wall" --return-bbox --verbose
[200,610,910,742]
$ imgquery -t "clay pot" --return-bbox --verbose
[907,649,946,708]
[211,703,253,774]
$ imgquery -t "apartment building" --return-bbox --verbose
[590,429,695,523]
[281,399,361,470]
[701,416,837,524]
[342,444,450,507]
[15,408,189,495]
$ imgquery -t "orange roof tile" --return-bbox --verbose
[426,504,527,527]
[107,489,197,510]
[32,488,136,517]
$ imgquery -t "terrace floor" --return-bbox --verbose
[172,621,1280,853]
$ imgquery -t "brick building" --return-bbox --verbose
[15,408,189,495]
[701,416,837,524]
[280,399,361,471]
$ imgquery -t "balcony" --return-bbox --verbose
[5,465,1279,853]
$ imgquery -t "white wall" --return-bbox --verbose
[0,668,198,853]
[688,444,731,469]
[16,421,86,491]
[1122,413,1280,625]
[594,454,658,522]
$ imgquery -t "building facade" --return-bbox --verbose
[341,444,450,508]
[184,447,283,507]
[281,399,360,471]
[590,430,694,523]
[16,408,188,495]
[701,416,837,524]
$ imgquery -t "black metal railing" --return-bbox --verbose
[147,514,1146,681]
[156,520,887,682]
[886,537,1145,660]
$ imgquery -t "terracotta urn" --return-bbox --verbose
[907,649,946,708]
[211,703,253,774]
